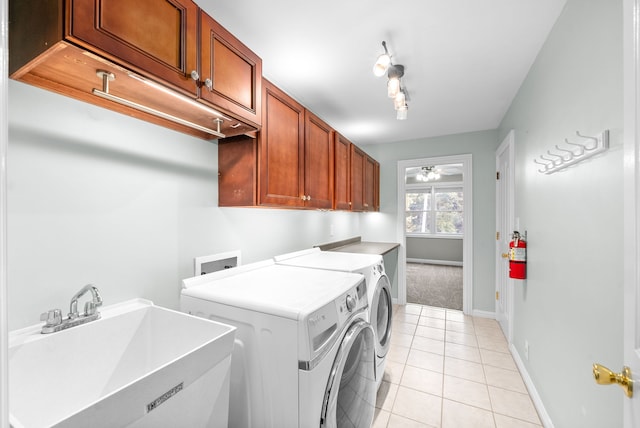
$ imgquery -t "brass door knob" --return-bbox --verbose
[593,363,633,398]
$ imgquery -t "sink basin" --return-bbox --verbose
[9,299,236,428]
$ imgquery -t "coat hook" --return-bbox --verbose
[545,150,565,166]
[575,131,599,150]
[564,138,586,156]
[554,145,575,161]
[533,158,552,172]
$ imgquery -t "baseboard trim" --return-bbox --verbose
[406,258,463,267]
[471,309,495,319]
[510,343,554,428]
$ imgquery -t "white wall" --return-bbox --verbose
[361,130,499,312]
[7,81,363,330]
[498,0,623,426]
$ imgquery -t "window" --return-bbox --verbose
[406,185,463,236]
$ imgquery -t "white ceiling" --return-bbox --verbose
[200,0,566,145]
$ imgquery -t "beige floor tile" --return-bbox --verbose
[477,334,510,353]
[400,365,443,396]
[480,348,518,371]
[406,348,444,373]
[411,336,445,355]
[403,304,423,315]
[372,408,391,428]
[473,317,500,327]
[446,330,478,347]
[443,375,492,410]
[489,386,541,425]
[475,324,506,338]
[446,310,472,323]
[444,356,486,383]
[387,414,435,428]
[394,312,420,325]
[444,342,482,363]
[392,386,442,427]
[494,413,542,428]
[484,365,527,393]
[383,360,406,385]
[390,332,414,349]
[421,307,446,319]
[415,325,446,341]
[376,381,399,411]
[387,345,411,364]
[446,320,475,333]
[442,399,496,428]
[418,316,446,329]
[395,321,418,336]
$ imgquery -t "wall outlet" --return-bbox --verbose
[524,340,530,361]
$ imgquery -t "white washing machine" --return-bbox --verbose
[274,248,392,389]
[180,260,376,428]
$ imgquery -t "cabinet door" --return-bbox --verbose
[68,0,199,95]
[363,155,376,211]
[259,80,305,207]
[334,133,351,210]
[374,160,380,211]
[200,12,262,127]
[218,136,257,206]
[350,145,365,212]
[304,111,334,209]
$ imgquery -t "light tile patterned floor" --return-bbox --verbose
[373,304,542,428]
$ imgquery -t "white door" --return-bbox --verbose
[622,0,640,424]
[495,131,514,342]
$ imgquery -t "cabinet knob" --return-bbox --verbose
[190,70,200,81]
[204,78,213,91]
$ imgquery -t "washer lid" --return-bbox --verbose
[181,265,365,320]
[275,250,382,272]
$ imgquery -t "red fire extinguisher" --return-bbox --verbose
[508,231,526,280]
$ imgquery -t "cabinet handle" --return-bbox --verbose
[307,195,311,201]
[364,203,369,208]
[190,70,200,81]
[204,78,213,91]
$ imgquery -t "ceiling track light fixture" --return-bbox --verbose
[373,41,409,120]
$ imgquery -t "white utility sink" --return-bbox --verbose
[9,299,236,428]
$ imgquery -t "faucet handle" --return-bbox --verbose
[84,301,97,316]
[40,309,63,326]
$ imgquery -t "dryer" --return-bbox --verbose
[181,261,376,428]
[275,248,392,389]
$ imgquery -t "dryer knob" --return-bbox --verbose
[345,294,356,312]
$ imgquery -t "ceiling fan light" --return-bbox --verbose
[373,54,391,76]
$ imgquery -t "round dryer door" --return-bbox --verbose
[372,275,392,358]
[320,320,376,428]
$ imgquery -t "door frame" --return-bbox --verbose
[1,0,9,425]
[623,0,640,424]
[495,130,515,343]
[396,154,473,314]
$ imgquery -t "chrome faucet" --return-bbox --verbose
[40,284,103,334]
[69,284,103,319]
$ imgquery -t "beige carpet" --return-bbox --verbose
[406,263,463,310]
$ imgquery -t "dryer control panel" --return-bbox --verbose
[302,278,367,364]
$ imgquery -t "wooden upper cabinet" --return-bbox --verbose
[350,145,365,212]
[259,80,305,207]
[363,155,376,211]
[68,0,199,95]
[334,133,352,210]
[200,12,262,127]
[304,111,334,209]
[10,0,260,139]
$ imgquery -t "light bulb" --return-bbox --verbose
[394,91,406,110]
[387,77,400,98]
[373,54,391,77]
[396,104,408,120]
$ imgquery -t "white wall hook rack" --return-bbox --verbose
[533,130,609,174]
